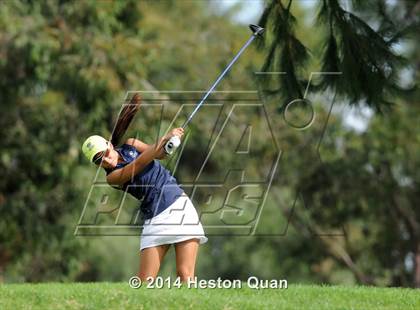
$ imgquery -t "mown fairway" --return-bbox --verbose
[1,283,419,309]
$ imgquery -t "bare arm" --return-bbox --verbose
[106,141,162,187]
[125,138,166,160]
[125,138,149,153]
[106,128,184,186]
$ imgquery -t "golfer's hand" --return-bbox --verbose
[156,128,184,158]
[167,128,184,140]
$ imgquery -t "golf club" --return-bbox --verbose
[164,24,264,155]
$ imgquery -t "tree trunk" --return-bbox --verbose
[415,243,420,288]
[275,192,375,285]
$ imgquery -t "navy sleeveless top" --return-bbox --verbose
[105,144,184,220]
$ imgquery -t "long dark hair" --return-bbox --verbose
[110,93,142,146]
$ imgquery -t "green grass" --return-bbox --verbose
[0,282,419,310]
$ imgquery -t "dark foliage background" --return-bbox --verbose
[0,0,418,287]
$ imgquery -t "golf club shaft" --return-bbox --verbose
[181,33,258,129]
[164,25,264,155]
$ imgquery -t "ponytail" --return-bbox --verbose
[110,93,142,146]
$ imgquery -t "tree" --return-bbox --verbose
[257,0,417,111]
[0,0,260,282]
[250,0,420,287]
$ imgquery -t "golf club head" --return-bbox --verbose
[249,24,265,36]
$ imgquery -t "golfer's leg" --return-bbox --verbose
[174,238,200,282]
[138,244,170,281]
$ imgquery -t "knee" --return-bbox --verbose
[138,267,159,282]
[138,272,157,283]
[176,265,195,281]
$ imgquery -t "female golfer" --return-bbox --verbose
[81,94,207,282]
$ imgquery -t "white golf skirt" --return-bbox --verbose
[140,194,208,251]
